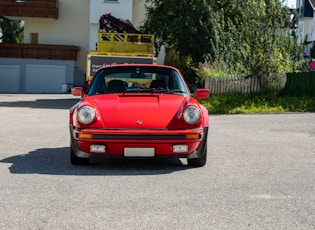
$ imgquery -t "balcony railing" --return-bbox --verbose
[0,43,80,61]
[0,0,59,19]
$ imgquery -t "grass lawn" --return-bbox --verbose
[199,91,315,114]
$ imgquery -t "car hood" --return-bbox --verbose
[89,94,189,129]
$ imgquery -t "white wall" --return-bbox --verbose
[24,0,90,73]
[90,0,132,24]
[132,0,147,28]
[309,11,315,41]
[297,21,305,46]
[299,18,313,45]
[89,0,133,51]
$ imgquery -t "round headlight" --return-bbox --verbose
[183,106,201,125]
[77,106,95,124]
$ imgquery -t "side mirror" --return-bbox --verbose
[194,89,210,99]
[71,87,84,98]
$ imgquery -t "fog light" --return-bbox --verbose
[173,145,188,153]
[90,145,106,153]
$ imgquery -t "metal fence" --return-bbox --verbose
[204,74,287,94]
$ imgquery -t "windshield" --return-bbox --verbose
[88,66,189,96]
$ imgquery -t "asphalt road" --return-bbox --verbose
[0,94,314,230]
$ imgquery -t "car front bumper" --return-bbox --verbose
[70,126,208,159]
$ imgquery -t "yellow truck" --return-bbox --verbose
[86,14,157,84]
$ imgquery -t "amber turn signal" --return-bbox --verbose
[78,133,93,139]
[185,134,200,140]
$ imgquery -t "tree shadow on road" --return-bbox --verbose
[0,147,192,176]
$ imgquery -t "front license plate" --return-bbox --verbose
[124,148,155,157]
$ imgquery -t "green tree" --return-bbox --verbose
[0,16,23,43]
[236,0,303,76]
[143,0,303,84]
[143,0,215,64]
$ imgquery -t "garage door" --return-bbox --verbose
[25,64,66,93]
[0,65,20,93]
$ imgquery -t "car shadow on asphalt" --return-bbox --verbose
[0,147,193,176]
[0,98,79,110]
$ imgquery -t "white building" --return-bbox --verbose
[0,0,152,93]
[297,0,315,57]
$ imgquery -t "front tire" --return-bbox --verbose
[70,146,89,165]
[187,146,207,167]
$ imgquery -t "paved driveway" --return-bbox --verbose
[0,94,314,229]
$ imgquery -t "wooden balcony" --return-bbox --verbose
[0,43,80,61]
[0,0,59,19]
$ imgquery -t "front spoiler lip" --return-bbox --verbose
[70,126,208,159]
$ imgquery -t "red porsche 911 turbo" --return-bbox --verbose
[69,64,210,166]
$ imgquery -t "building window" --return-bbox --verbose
[104,0,118,2]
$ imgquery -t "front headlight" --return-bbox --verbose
[77,106,95,124]
[183,106,201,125]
